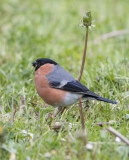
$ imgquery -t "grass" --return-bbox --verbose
[0,0,129,159]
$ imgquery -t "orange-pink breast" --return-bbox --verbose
[34,64,67,107]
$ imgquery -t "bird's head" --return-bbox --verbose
[32,58,57,71]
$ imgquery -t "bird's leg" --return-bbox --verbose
[54,107,66,117]
[45,107,66,121]
[83,99,90,111]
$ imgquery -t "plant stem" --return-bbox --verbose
[77,26,89,145]
[78,26,89,81]
[106,127,129,146]
[79,98,85,130]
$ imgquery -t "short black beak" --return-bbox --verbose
[32,61,37,67]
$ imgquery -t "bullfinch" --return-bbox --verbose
[32,58,117,109]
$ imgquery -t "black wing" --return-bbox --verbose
[50,80,99,97]
[50,80,117,104]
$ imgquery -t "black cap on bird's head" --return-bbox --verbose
[32,58,57,71]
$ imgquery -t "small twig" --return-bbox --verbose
[106,127,129,146]
[11,109,17,123]
[95,122,111,127]
[78,27,88,81]
[94,30,129,44]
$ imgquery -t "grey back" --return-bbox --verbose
[46,65,74,83]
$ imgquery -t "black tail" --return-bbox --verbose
[83,95,117,104]
[95,96,117,104]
